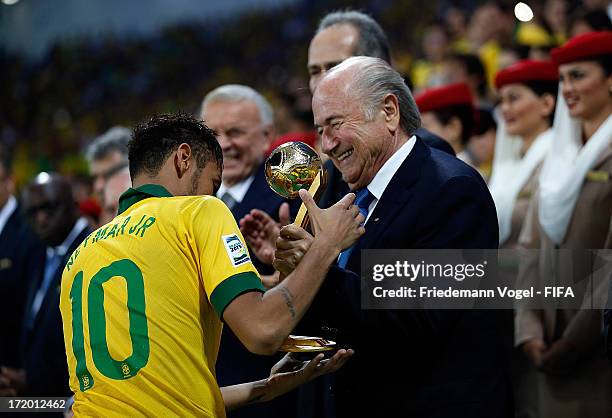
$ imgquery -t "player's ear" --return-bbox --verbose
[175,143,192,179]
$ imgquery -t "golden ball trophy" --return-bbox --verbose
[264,141,336,355]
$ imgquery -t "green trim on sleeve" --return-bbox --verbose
[210,272,266,320]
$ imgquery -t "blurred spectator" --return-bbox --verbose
[85,126,131,201]
[544,0,569,44]
[569,7,612,37]
[468,107,497,181]
[411,21,451,90]
[0,152,42,371]
[442,52,491,105]
[85,126,132,224]
[0,173,90,400]
[415,82,477,167]
[441,3,471,52]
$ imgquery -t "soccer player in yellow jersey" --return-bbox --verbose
[59,114,364,417]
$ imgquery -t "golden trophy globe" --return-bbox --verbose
[264,141,327,230]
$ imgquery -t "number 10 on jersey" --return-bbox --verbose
[69,259,150,391]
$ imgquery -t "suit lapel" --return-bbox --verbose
[231,164,279,221]
[28,227,91,333]
[345,138,431,271]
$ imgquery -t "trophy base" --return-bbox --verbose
[279,335,337,361]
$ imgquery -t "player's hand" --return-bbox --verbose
[540,338,579,375]
[273,225,314,276]
[264,349,354,401]
[299,190,365,253]
[522,338,546,368]
[240,203,290,265]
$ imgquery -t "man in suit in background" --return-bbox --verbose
[0,153,42,372]
[273,57,512,417]
[199,84,296,418]
[0,173,90,399]
[85,126,132,225]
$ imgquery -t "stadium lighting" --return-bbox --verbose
[1,0,20,5]
[514,2,534,22]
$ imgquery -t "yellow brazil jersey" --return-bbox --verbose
[59,184,265,417]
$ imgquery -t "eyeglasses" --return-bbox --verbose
[95,162,129,182]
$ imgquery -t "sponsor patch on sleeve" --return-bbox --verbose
[222,234,251,267]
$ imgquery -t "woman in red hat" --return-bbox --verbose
[516,31,612,418]
[490,60,558,248]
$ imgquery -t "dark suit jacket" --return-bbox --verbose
[304,138,512,418]
[216,163,298,418]
[606,309,612,363]
[318,128,454,209]
[20,225,90,397]
[0,204,42,368]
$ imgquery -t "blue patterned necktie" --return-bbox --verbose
[337,188,375,268]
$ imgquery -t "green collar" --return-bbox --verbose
[117,184,173,215]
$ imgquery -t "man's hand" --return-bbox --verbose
[522,338,547,368]
[540,338,580,375]
[299,190,364,253]
[264,349,354,401]
[0,366,25,396]
[240,203,290,265]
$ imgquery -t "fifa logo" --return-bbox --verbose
[122,363,131,376]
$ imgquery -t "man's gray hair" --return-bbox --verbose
[329,56,420,135]
[318,10,391,64]
[85,126,131,163]
[201,84,274,127]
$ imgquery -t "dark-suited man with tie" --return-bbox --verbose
[0,154,42,372]
[273,56,512,417]
[0,173,90,401]
[200,84,296,418]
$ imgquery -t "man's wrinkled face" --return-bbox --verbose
[313,73,390,191]
[201,100,270,187]
[90,151,128,200]
[308,24,359,93]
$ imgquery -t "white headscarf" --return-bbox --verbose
[489,107,553,245]
[538,88,612,245]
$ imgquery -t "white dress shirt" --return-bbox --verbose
[363,135,417,224]
[0,195,17,237]
[216,175,255,205]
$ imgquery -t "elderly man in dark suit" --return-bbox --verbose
[269,57,512,418]
[200,84,298,418]
[0,173,90,399]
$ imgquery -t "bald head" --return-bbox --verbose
[22,173,78,246]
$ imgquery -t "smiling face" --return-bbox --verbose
[499,83,553,138]
[201,99,271,187]
[560,60,612,121]
[312,70,397,191]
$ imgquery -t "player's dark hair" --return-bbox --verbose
[129,113,222,181]
[431,104,475,145]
